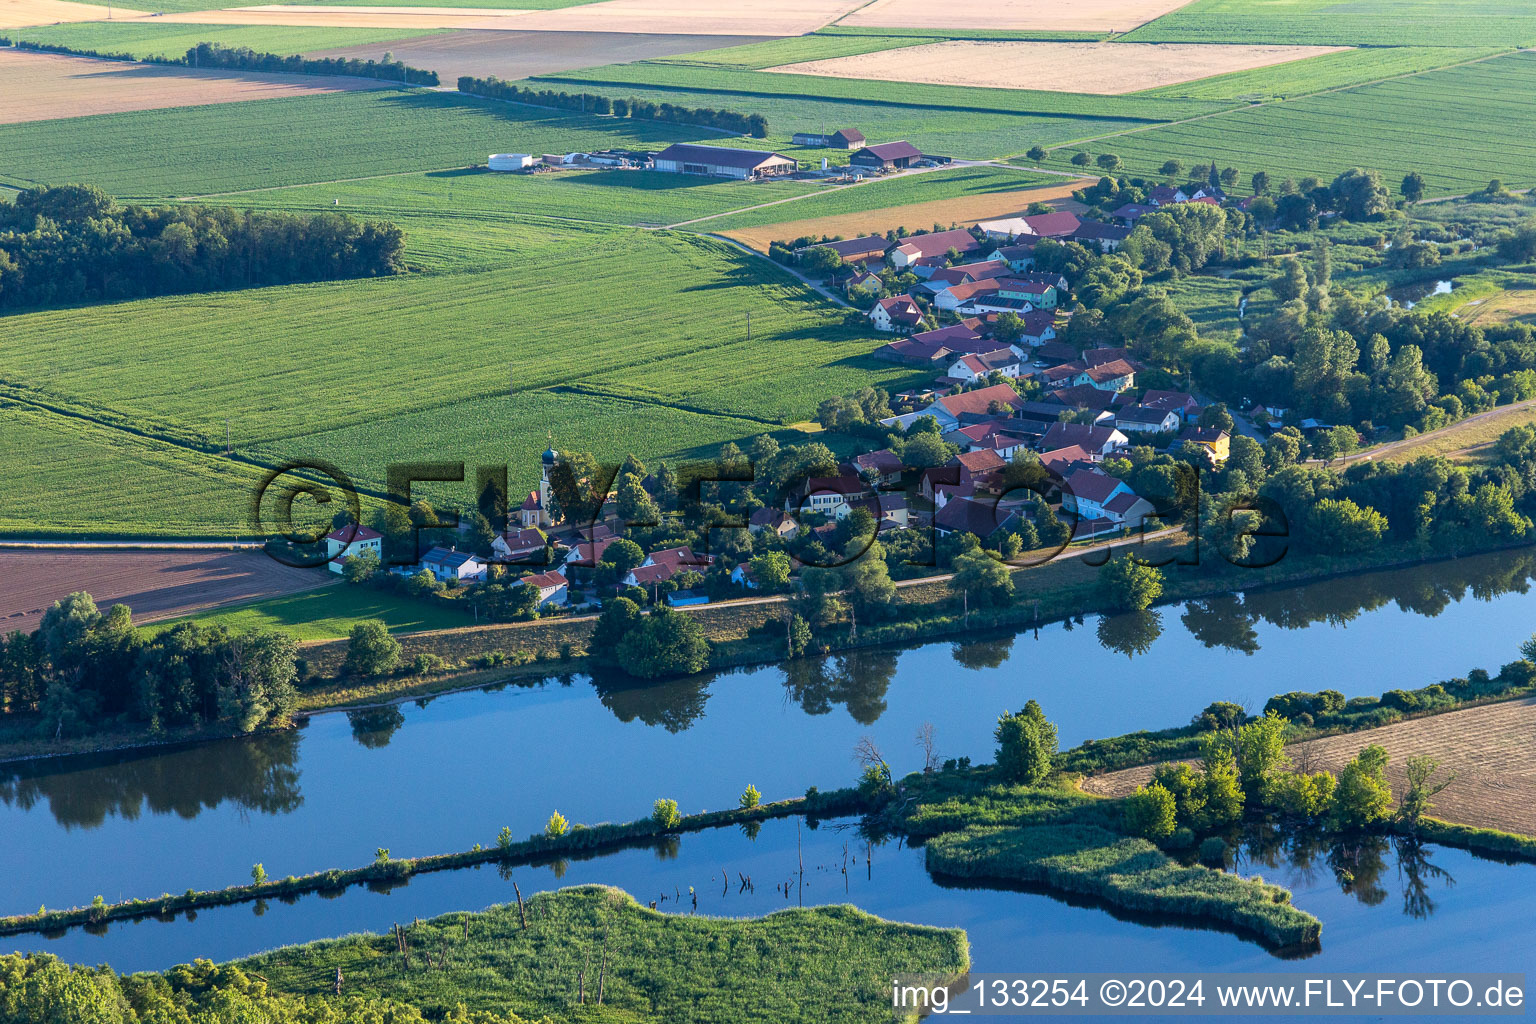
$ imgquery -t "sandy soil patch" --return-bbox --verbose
[0,49,391,124]
[838,0,1197,33]
[1081,698,1536,836]
[0,549,331,633]
[721,177,1093,253]
[507,0,867,36]
[768,39,1350,95]
[0,0,148,28]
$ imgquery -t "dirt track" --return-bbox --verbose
[1081,698,1536,837]
[0,49,391,125]
[0,550,332,633]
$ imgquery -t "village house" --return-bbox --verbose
[947,348,1022,383]
[946,420,1032,458]
[492,527,547,563]
[986,242,1037,272]
[561,535,615,571]
[729,563,760,589]
[849,140,923,171]
[934,495,1019,540]
[652,143,797,180]
[1071,220,1133,252]
[1179,426,1232,464]
[1110,202,1157,225]
[324,524,382,574]
[922,259,1010,291]
[886,229,982,270]
[877,493,910,528]
[1114,405,1183,435]
[869,294,924,332]
[1038,444,1098,477]
[847,448,905,486]
[1013,309,1060,347]
[1041,421,1128,456]
[420,546,487,583]
[997,279,1057,309]
[795,475,873,519]
[1140,389,1202,422]
[1060,470,1155,532]
[1043,384,1121,417]
[923,382,1026,430]
[1075,358,1138,392]
[748,507,798,540]
[520,570,569,607]
[791,127,865,148]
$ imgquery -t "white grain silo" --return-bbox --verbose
[488,154,534,171]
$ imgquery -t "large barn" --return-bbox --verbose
[651,143,798,180]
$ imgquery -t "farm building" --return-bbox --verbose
[652,143,797,180]
[795,234,889,263]
[849,141,923,171]
[791,128,866,148]
[488,154,534,171]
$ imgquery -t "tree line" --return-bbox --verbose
[0,185,406,310]
[0,592,299,741]
[457,76,769,138]
[0,38,438,85]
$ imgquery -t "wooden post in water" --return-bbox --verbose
[797,816,804,906]
[514,883,528,930]
[334,967,343,997]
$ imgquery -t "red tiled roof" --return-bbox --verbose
[327,524,381,542]
[935,383,1025,418]
[956,449,1006,475]
[892,229,981,260]
[934,496,1017,537]
[523,571,567,590]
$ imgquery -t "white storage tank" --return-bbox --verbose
[488,154,534,171]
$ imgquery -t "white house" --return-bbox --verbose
[1040,422,1128,456]
[1060,470,1154,529]
[420,546,487,583]
[729,563,760,590]
[869,295,923,332]
[521,570,568,607]
[492,527,546,563]
[1114,405,1182,435]
[324,524,382,574]
[1074,359,1137,393]
[946,349,1021,383]
[795,476,872,520]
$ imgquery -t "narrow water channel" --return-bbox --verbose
[5,548,1536,927]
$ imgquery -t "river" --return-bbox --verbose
[5,548,1536,973]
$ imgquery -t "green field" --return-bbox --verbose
[1047,52,1536,195]
[149,584,473,639]
[692,164,1062,231]
[11,22,442,59]
[1125,0,1536,46]
[192,165,819,229]
[0,214,914,534]
[0,89,735,198]
[639,34,930,70]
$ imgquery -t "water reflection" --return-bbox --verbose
[1101,549,1536,659]
[1236,823,1457,922]
[0,731,302,829]
[782,649,898,724]
[592,670,711,733]
[347,707,406,749]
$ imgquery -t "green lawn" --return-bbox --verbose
[11,22,443,60]
[1046,52,1536,195]
[240,885,968,1023]
[1124,0,1536,46]
[148,584,472,639]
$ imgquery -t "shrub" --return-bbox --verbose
[652,798,682,830]
[409,652,445,675]
[1123,784,1177,839]
[994,701,1058,783]
[740,784,761,810]
[1198,836,1228,864]
[545,811,569,839]
[1330,745,1392,829]
[250,863,266,885]
[1271,770,1336,819]
[344,620,400,676]
[497,826,513,851]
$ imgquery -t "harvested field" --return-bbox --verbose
[506,0,866,35]
[768,39,1350,95]
[157,5,543,28]
[0,49,389,125]
[1455,287,1536,328]
[305,28,771,82]
[161,0,862,33]
[0,549,331,633]
[1081,698,1536,836]
[836,0,1198,34]
[0,0,144,27]
[719,177,1093,252]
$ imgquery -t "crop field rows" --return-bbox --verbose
[1124,0,1536,46]
[9,22,447,59]
[1048,52,1536,195]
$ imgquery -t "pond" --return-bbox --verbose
[11,814,1534,982]
[1385,279,1454,308]
[5,548,1536,924]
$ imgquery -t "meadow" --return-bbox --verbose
[10,21,443,59]
[0,88,733,198]
[148,584,473,639]
[1046,52,1536,195]
[242,886,968,1022]
[1133,45,1506,101]
[1124,0,1536,46]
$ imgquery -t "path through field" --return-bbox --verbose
[1081,698,1536,836]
